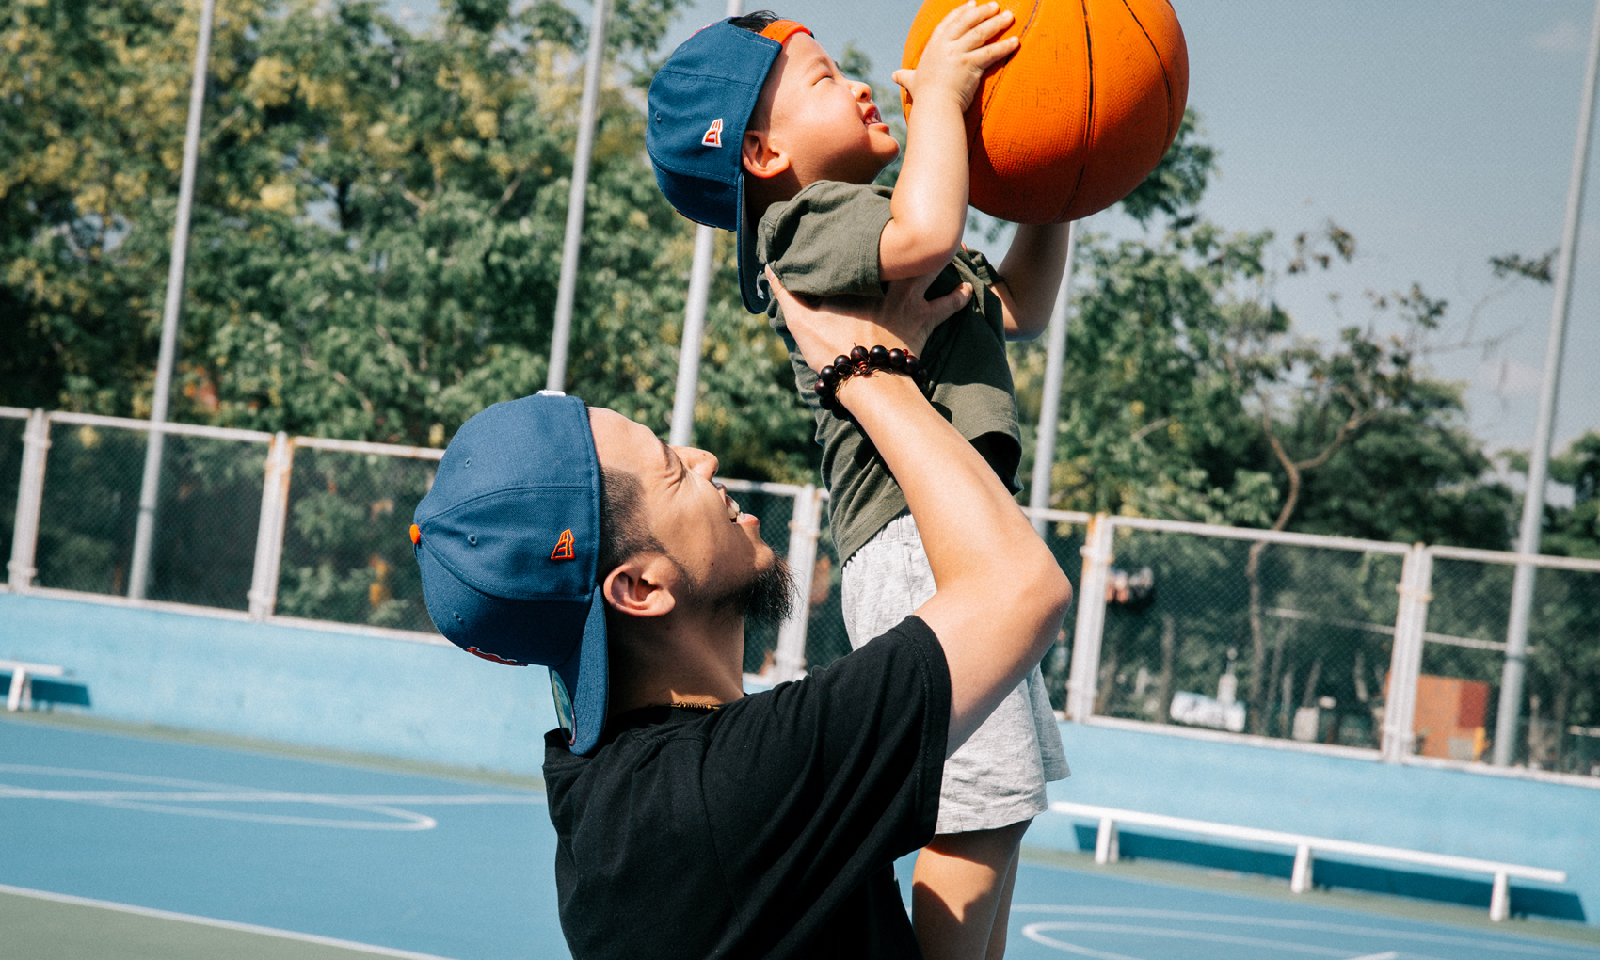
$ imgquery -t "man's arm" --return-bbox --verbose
[880,2,1017,281]
[994,221,1073,340]
[771,271,1072,754]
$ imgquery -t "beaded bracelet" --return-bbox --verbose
[814,345,933,416]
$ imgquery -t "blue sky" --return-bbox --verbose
[650,0,1600,464]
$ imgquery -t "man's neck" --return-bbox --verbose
[608,607,748,714]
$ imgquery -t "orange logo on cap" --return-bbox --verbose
[551,529,576,561]
[702,118,723,148]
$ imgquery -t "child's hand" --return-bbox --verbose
[893,2,1018,114]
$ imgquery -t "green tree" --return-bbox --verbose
[1,0,814,477]
[1,0,820,626]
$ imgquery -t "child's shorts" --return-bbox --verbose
[841,510,1070,835]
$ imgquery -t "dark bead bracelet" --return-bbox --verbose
[814,344,934,417]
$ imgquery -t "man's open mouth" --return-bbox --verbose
[715,482,742,521]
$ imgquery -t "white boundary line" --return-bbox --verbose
[0,883,463,959]
[1009,906,1597,957]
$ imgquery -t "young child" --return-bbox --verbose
[646,7,1072,958]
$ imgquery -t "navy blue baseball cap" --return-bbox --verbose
[411,392,609,755]
[646,18,812,315]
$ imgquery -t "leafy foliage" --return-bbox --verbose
[0,0,814,479]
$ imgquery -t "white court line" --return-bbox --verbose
[1011,906,1594,956]
[1022,921,1367,957]
[0,763,542,831]
[1016,927,1146,960]
[1345,953,1400,960]
[0,787,544,805]
[0,883,462,959]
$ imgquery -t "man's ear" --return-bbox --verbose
[743,128,790,180]
[601,555,679,618]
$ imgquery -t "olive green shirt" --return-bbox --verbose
[758,180,1022,565]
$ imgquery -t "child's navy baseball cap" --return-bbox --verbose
[410,392,609,755]
[646,17,812,315]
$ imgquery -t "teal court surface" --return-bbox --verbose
[4,714,1598,960]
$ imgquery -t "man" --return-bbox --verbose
[409,272,1071,958]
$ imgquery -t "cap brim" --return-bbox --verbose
[736,173,770,315]
[550,587,610,755]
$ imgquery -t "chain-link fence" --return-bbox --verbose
[1078,517,1407,749]
[275,443,436,632]
[1424,549,1600,775]
[5,407,1599,780]
[23,415,269,608]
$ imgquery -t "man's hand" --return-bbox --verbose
[768,268,971,374]
[893,1,1017,113]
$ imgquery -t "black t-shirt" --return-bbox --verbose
[543,616,951,960]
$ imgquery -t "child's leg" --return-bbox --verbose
[843,511,1068,960]
[987,851,1022,960]
[909,820,1028,960]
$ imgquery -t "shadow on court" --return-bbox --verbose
[4,714,1597,960]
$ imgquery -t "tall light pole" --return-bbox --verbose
[1030,221,1078,536]
[546,0,611,393]
[669,0,745,447]
[128,0,218,601]
[1492,0,1600,767]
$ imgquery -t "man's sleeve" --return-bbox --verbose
[698,616,950,951]
[758,182,893,298]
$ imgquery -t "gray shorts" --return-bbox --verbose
[841,511,1069,835]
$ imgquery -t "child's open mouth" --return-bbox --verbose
[863,105,884,127]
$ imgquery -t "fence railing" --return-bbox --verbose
[3,407,1598,780]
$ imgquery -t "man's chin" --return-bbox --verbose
[728,556,794,631]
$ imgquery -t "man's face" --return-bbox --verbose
[755,33,901,186]
[587,408,777,606]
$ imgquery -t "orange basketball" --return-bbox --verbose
[902,0,1189,224]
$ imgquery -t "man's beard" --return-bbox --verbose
[713,557,794,630]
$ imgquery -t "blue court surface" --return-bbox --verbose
[3,715,1597,960]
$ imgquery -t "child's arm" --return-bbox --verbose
[994,221,1074,340]
[881,1,1018,282]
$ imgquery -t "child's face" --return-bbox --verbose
[749,33,901,186]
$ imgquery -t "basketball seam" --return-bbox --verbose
[1060,0,1094,222]
[973,0,1044,160]
[1118,0,1178,146]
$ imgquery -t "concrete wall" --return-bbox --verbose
[0,593,559,775]
[1040,722,1596,922]
[3,592,1593,923]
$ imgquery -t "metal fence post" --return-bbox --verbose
[773,485,821,683]
[7,410,50,592]
[1382,543,1431,763]
[248,433,294,621]
[1066,513,1113,721]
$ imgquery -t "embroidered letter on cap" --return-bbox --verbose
[551,529,576,561]
[702,118,723,148]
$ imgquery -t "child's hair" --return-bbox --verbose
[728,9,782,33]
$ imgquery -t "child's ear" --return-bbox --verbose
[742,129,790,180]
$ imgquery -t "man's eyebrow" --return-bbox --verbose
[658,436,684,479]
